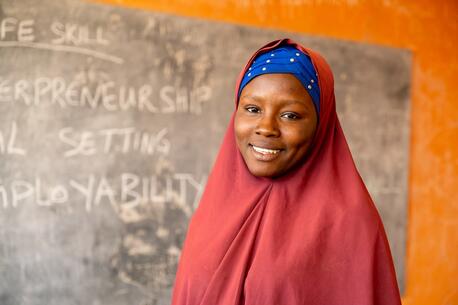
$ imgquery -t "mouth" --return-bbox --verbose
[249,144,283,161]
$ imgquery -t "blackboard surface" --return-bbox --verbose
[0,0,411,304]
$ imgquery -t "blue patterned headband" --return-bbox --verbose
[238,45,320,114]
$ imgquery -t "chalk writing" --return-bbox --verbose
[0,77,212,114]
[160,85,212,115]
[0,11,213,301]
[0,41,123,64]
[0,121,26,155]
[58,127,170,157]
[0,18,35,42]
[0,17,120,63]
[50,21,109,46]
[0,173,206,213]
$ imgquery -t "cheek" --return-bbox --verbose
[283,125,316,152]
[234,113,252,145]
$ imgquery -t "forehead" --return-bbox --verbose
[239,73,312,105]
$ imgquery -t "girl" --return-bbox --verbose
[171,38,402,305]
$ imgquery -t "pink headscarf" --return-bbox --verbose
[171,38,402,305]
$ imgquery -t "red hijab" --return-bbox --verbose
[171,38,402,305]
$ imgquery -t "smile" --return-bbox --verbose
[251,145,281,154]
[249,144,283,162]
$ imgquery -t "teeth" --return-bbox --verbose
[252,145,281,154]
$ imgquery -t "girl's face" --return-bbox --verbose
[234,73,318,178]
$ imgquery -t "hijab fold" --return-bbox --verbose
[171,38,402,305]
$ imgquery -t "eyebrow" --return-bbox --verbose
[239,94,261,102]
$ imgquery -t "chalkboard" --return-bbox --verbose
[0,0,411,304]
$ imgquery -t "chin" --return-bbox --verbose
[247,164,281,178]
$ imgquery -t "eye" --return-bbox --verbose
[281,112,300,120]
[245,105,260,114]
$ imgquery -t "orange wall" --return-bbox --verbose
[92,1,458,304]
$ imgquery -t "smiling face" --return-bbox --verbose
[234,73,318,178]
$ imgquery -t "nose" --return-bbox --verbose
[255,114,280,137]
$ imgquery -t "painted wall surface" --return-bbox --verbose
[92,1,458,304]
